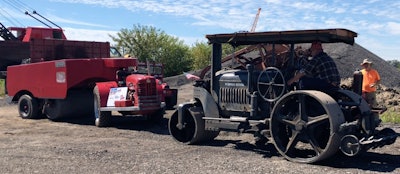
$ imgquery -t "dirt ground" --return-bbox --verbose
[0,83,399,174]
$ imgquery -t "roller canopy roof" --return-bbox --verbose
[205,28,357,45]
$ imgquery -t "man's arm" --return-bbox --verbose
[287,71,305,85]
[370,69,381,88]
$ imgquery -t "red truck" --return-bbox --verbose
[1,24,177,127]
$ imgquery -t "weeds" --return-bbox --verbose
[0,79,4,97]
[380,107,400,124]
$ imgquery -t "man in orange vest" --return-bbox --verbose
[360,59,380,108]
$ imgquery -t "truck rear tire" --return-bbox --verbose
[93,86,111,127]
[18,94,40,119]
[44,90,93,120]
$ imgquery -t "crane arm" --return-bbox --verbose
[250,8,261,32]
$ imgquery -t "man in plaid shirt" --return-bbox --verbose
[287,41,340,90]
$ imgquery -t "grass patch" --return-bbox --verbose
[380,107,400,124]
[0,79,4,97]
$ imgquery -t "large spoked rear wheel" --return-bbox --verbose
[168,106,219,144]
[93,86,111,127]
[270,90,345,163]
[18,94,41,119]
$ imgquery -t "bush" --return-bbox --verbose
[380,107,400,124]
[0,79,4,97]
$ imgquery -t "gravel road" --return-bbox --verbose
[0,85,399,174]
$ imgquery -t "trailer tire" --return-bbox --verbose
[94,86,111,127]
[18,94,41,119]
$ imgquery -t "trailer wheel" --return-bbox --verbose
[270,90,345,163]
[18,94,40,119]
[45,90,94,120]
[93,86,111,127]
[45,100,62,120]
[168,106,219,144]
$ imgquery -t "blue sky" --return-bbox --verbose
[1,0,399,60]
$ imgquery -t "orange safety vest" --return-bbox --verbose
[361,68,380,93]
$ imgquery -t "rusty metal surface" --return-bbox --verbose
[270,90,345,163]
[206,28,357,45]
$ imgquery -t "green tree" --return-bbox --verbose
[189,41,247,71]
[190,41,211,70]
[387,60,400,71]
[110,24,191,77]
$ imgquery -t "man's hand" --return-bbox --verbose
[287,78,296,86]
[287,71,305,86]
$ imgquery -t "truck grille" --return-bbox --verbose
[136,78,160,108]
[220,88,249,104]
[137,79,157,96]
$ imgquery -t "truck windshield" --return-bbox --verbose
[110,47,122,57]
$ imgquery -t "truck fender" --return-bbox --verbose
[193,87,219,118]
[164,88,178,109]
[94,81,118,107]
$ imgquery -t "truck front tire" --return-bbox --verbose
[93,86,111,127]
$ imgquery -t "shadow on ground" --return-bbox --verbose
[54,114,170,135]
[201,138,400,172]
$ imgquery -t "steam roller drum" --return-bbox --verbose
[168,106,219,144]
[270,90,345,163]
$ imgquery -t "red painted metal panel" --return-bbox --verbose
[7,58,138,100]
[22,27,67,42]
[114,100,134,107]
[29,39,110,62]
[103,58,138,68]
[7,61,68,99]
[95,81,118,107]
[0,41,30,71]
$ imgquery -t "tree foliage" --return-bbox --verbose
[110,24,191,77]
[387,60,400,71]
[189,41,246,70]
[190,41,211,70]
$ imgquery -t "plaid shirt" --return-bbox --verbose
[302,52,340,85]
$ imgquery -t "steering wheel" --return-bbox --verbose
[257,67,286,102]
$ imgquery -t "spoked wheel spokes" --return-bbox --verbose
[257,67,286,102]
[271,90,345,163]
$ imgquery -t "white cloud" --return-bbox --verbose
[387,22,400,35]
[47,15,110,28]
[37,0,400,60]
[63,27,204,48]
[63,27,117,43]
[357,36,399,60]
